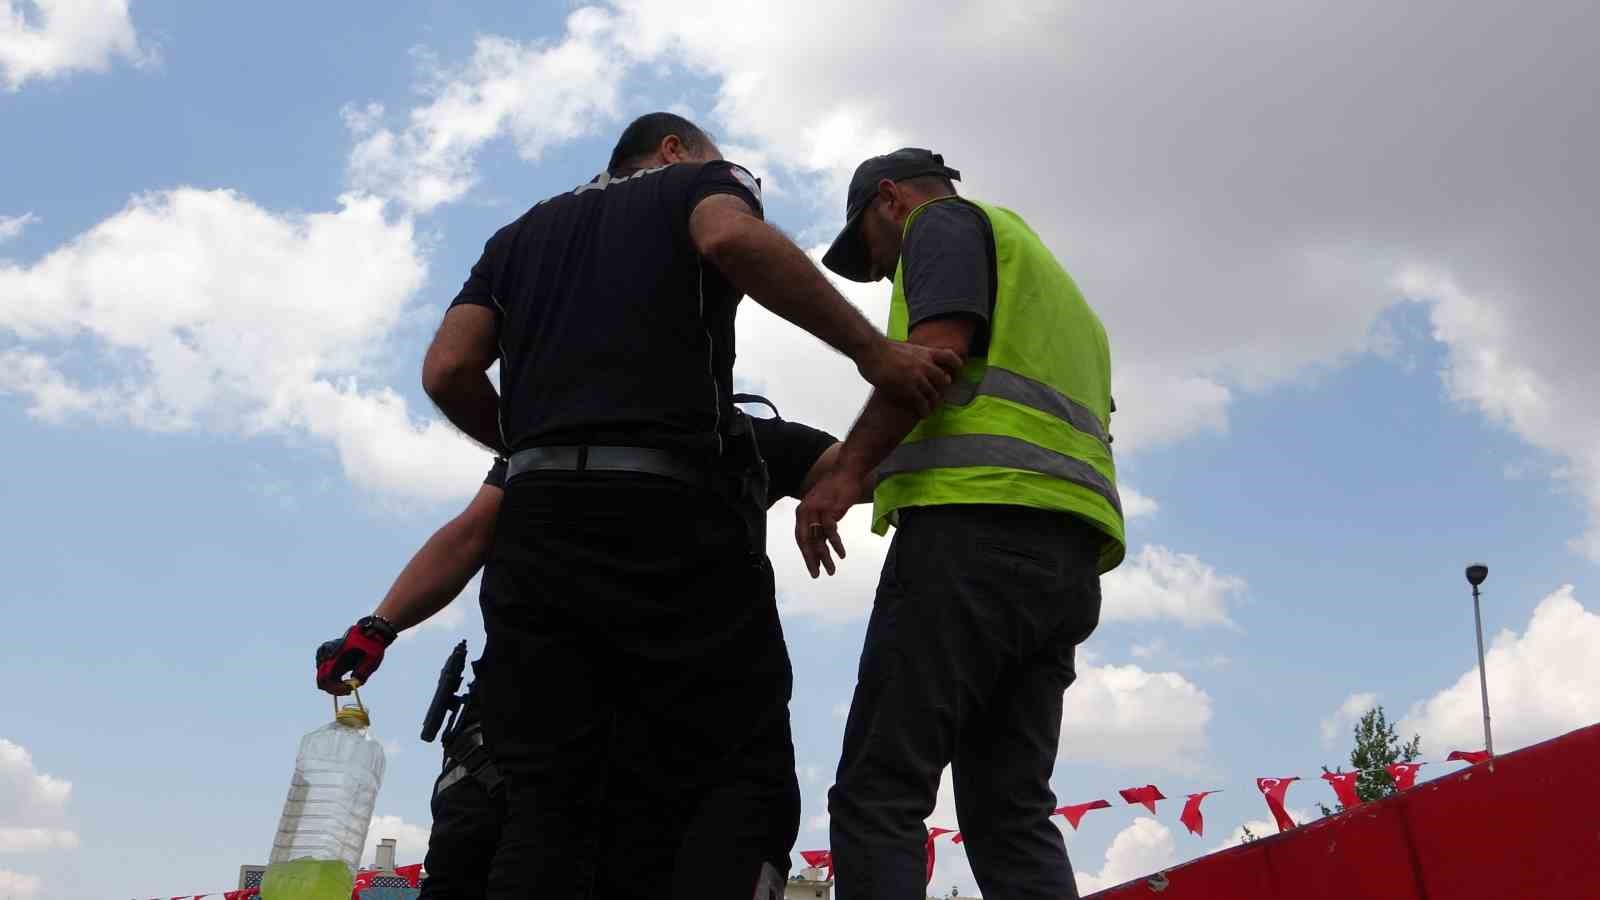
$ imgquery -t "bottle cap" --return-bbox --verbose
[332,680,372,728]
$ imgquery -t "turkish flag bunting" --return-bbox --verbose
[1321,770,1362,809]
[1256,777,1299,832]
[1179,792,1217,836]
[1448,749,1491,765]
[1055,799,1112,830]
[1118,784,1167,814]
[926,827,957,884]
[800,850,835,879]
[1386,762,1424,790]
[395,863,425,886]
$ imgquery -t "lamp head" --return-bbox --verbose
[1465,564,1488,587]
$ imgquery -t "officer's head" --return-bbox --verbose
[607,112,720,176]
[823,149,961,283]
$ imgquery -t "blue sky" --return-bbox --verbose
[4,2,1600,897]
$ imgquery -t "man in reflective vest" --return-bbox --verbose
[801,148,1126,899]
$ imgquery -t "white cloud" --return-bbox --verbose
[0,212,35,243]
[346,8,630,213]
[1406,266,1600,559]
[1073,817,1178,895]
[1121,486,1159,521]
[0,867,41,898]
[0,0,145,90]
[1101,545,1245,629]
[1320,692,1378,747]
[1401,585,1600,754]
[365,814,431,868]
[1129,639,1165,660]
[0,827,78,852]
[0,188,493,506]
[0,739,77,854]
[1209,808,1315,853]
[1059,662,1212,774]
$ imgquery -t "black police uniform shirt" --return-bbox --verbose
[899,198,996,355]
[450,161,764,460]
[473,413,834,508]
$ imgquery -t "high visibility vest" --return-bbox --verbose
[873,196,1125,573]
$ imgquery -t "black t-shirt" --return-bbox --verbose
[476,416,835,507]
[748,415,837,508]
[450,161,764,458]
[900,198,996,356]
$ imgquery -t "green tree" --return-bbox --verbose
[1318,704,1423,816]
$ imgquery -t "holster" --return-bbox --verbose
[435,695,504,799]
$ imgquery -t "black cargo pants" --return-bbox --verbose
[475,472,800,900]
[829,504,1104,900]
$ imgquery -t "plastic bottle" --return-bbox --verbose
[261,689,386,900]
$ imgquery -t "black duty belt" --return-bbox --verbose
[437,721,503,798]
[506,445,721,493]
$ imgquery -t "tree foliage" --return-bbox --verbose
[1318,704,1422,816]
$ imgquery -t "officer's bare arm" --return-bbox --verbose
[834,316,978,484]
[688,194,960,416]
[423,305,507,455]
[372,482,503,633]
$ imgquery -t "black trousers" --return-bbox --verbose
[829,504,1104,900]
[475,473,800,900]
[418,701,504,900]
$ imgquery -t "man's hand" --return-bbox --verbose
[795,466,869,578]
[858,338,963,416]
[315,616,398,695]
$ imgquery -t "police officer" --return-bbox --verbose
[797,150,1125,899]
[415,113,960,899]
[313,400,844,898]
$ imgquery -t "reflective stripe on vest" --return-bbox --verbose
[940,365,1111,448]
[876,433,1122,517]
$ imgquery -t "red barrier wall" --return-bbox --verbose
[1086,722,1600,900]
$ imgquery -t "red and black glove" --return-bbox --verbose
[315,616,398,695]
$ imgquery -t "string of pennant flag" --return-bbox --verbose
[798,749,1493,883]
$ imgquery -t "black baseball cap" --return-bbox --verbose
[822,148,962,282]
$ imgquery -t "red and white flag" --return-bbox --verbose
[1256,777,1299,832]
[1055,799,1112,830]
[799,850,834,879]
[1448,749,1491,765]
[1119,784,1167,814]
[1321,770,1362,809]
[926,827,957,884]
[1386,762,1424,790]
[1179,792,1218,836]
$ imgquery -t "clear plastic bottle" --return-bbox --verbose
[262,692,386,900]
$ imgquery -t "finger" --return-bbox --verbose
[827,526,846,560]
[796,521,820,578]
[819,542,836,576]
[934,347,964,374]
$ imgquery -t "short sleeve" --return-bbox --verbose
[449,230,507,313]
[750,415,839,506]
[900,200,995,351]
[483,458,508,489]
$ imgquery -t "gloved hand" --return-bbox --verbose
[316,616,399,695]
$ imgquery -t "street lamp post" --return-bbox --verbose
[1465,564,1493,756]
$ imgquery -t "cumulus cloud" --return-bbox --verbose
[1073,817,1179,895]
[0,867,41,898]
[346,8,629,213]
[1101,545,1246,629]
[0,0,145,90]
[1210,808,1315,853]
[1401,585,1600,754]
[365,814,431,867]
[1060,662,1212,774]
[1321,692,1379,747]
[0,188,493,505]
[0,739,76,853]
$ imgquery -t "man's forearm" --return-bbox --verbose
[372,522,486,633]
[713,221,881,363]
[836,388,922,482]
[431,371,506,455]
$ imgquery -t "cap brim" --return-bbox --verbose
[821,207,873,283]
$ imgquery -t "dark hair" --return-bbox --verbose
[607,112,713,175]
